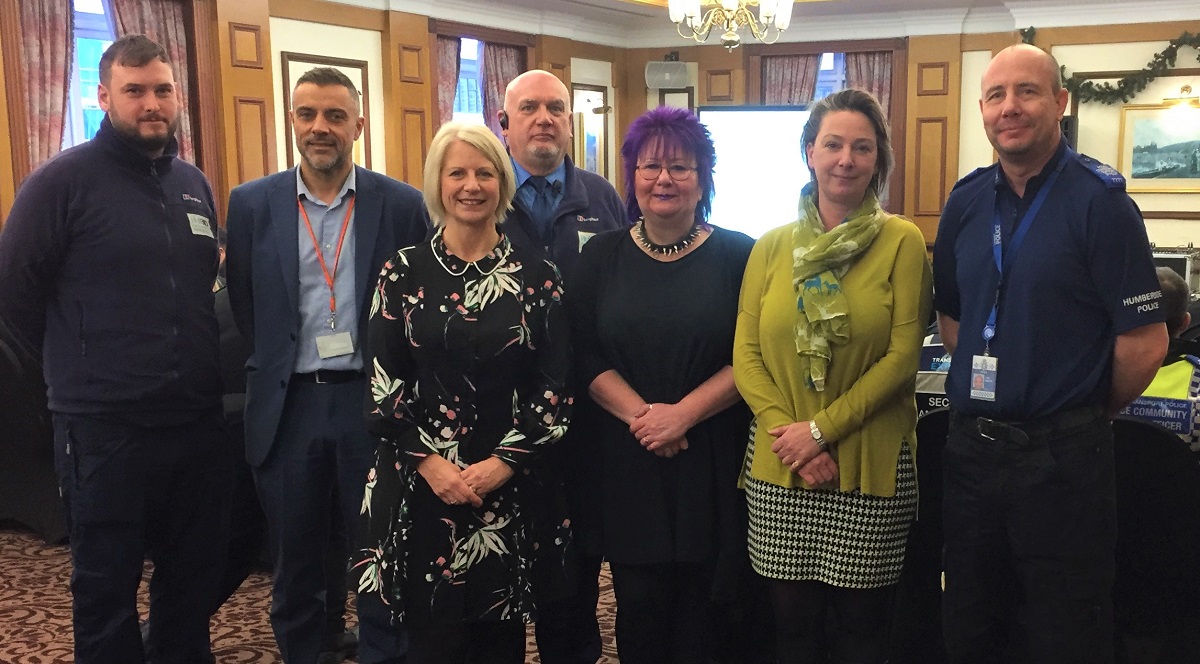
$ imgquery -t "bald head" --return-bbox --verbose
[983,44,1063,97]
[979,43,1069,173]
[501,70,572,175]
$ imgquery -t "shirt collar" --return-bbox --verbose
[995,138,1067,197]
[512,158,567,190]
[296,165,357,206]
[431,226,512,276]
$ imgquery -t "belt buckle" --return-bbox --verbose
[976,417,1000,441]
[314,370,328,384]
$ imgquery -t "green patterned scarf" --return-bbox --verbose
[792,184,885,390]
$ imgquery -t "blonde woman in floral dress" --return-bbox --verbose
[354,122,573,664]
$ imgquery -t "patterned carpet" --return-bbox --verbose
[0,527,620,663]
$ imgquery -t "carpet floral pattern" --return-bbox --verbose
[0,528,619,663]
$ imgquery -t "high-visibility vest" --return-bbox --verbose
[1121,354,1200,452]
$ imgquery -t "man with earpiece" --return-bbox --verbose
[496,69,628,664]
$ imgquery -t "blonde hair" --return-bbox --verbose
[423,122,516,226]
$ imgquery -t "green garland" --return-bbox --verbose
[1020,27,1200,105]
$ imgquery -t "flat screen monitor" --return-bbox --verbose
[698,106,811,238]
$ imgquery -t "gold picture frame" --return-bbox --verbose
[1117,101,1200,193]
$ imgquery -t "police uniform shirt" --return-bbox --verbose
[933,140,1164,419]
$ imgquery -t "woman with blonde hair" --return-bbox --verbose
[354,122,573,664]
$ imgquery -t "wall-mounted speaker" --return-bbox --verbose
[645,61,689,89]
[1061,115,1078,149]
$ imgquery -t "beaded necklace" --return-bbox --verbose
[634,218,704,256]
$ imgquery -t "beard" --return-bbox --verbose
[300,140,349,174]
[109,111,179,155]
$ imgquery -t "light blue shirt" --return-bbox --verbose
[512,159,566,216]
[294,167,360,373]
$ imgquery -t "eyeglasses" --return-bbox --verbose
[635,162,697,181]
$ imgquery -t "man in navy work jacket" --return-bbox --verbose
[0,35,229,664]
[497,68,628,664]
[932,43,1168,664]
[225,67,428,664]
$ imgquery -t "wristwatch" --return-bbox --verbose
[810,420,829,453]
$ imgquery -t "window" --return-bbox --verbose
[63,0,115,149]
[452,38,485,126]
[812,52,846,100]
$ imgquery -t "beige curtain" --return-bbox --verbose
[19,0,74,167]
[480,42,525,139]
[845,51,893,118]
[108,0,195,162]
[762,54,820,105]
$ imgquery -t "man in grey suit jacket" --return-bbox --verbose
[226,67,428,664]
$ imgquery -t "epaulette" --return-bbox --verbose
[1075,153,1126,190]
[950,165,992,192]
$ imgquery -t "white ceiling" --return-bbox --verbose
[327,0,1200,48]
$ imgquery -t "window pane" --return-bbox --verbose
[460,38,479,61]
[64,0,114,149]
[74,0,105,14]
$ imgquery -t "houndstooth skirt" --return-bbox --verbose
[744,426,917,589]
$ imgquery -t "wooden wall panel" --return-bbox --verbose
[268,0,385,31]
[917,62,949,96]
[215,0,277,196]
[914,118,948,217]
[400,108,427,185]
[0,0,20,226]
[0,0,27,224]
[229,23,265,69]
[383,10,433,185]
[189,0,227,218]
[905,35,961,244]
[234,97,270,182]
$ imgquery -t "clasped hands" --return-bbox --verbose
[769,421,838,488]
[629,402,691,458]
[417,454,514,508]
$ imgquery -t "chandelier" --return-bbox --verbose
[667,0,796,51]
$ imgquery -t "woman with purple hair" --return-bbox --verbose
[565,106,756,663]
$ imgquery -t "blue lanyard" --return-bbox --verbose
[982,151,1070,351]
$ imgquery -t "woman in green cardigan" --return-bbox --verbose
[732,89,933,664]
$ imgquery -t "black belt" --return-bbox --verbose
[951,405,1104,444]
[291,370,363,384]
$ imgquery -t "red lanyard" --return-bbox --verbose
[298,194,355,328]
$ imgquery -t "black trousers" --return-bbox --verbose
[942,409,1116,664]
[534,553,604,664]
[609,560,718,664]
[768,579,896,664]
[52,411,232,664]
[406,618,525,664]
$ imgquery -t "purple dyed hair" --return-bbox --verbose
[620,106,716,224]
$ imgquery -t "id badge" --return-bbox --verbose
[316,331,354,359]
[188,213,214,238]
[969,354,998,402]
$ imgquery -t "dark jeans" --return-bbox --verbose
[768,579,896,664]
[609,560,718,664]
[534,553,603,664]
[942,409,1116,664]
[53,411,232,664]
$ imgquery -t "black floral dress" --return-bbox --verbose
[353,229,573,626]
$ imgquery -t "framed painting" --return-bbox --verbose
[1117,101,1200,193]
[280,52,372,170]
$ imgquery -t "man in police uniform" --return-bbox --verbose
[0,35,228,663]
[932,44,1168,664]
[497,69,628,664]
[226,67,427,664]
